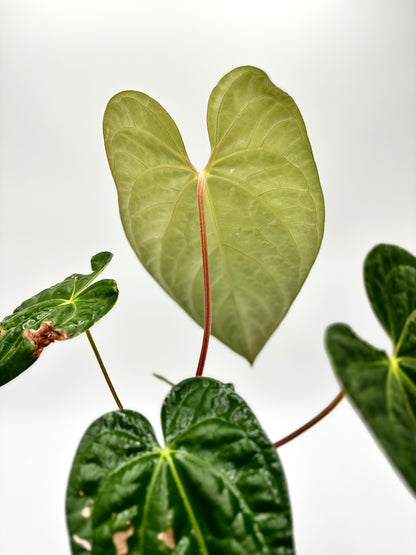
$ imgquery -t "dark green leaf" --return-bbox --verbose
[0,252,118,386]
[104,66,324,362]
[364,243,416,342]
[67,377,294,554]
[326,244,416,494]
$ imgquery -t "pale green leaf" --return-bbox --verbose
[104,66,324,362]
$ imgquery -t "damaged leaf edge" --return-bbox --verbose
[22,320,69,357]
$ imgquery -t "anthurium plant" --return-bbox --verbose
[1,66,414,554]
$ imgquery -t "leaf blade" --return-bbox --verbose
[66,410,159,555]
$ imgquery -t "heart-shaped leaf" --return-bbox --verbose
[66,377,294,554]
[104,66,324,362]
[0,252,118,386]
[326,244,416,493]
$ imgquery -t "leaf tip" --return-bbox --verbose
[90,251,113,273]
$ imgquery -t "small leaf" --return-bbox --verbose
[326,244,416,494]
[66,377,294,554]
[0,252,118,386]
[104,66,324,362]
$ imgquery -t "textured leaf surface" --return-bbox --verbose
[104,65,324,362]
[326,244,416,493]
[67,377,294,554]
[0,252,118,386]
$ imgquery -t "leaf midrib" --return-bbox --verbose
[388,359,416,427]
[203,181,250,355]
[165,451,209,555]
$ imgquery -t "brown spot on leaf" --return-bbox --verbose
[78,490,85,497]
[72,534,92,551]
[112,526,134,555]
[0,327,6,336]
[157,527,176,549]
[105,127,110,140]
[81,506,91,518]
[23,320,68,356]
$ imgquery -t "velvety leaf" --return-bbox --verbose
[66,377,294,554]
[0,252,118,386]
[326,244,416,494]
[104,66,324,362]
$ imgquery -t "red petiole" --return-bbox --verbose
[196,172,212,377]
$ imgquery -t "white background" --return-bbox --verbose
[0,1,415,553]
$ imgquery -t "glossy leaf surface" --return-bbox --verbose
[104,65,324,362]
[0,252,118,386]
[326,244,416,493]
[67,377,294,554]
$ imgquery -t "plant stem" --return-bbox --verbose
[85,329,123,409]
[196,172,212,377]
[273,390,345,448]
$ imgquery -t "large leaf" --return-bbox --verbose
[326,244,416,494]
[66,377,294,554]
[0,252,118,386]
[104,66,324,362]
